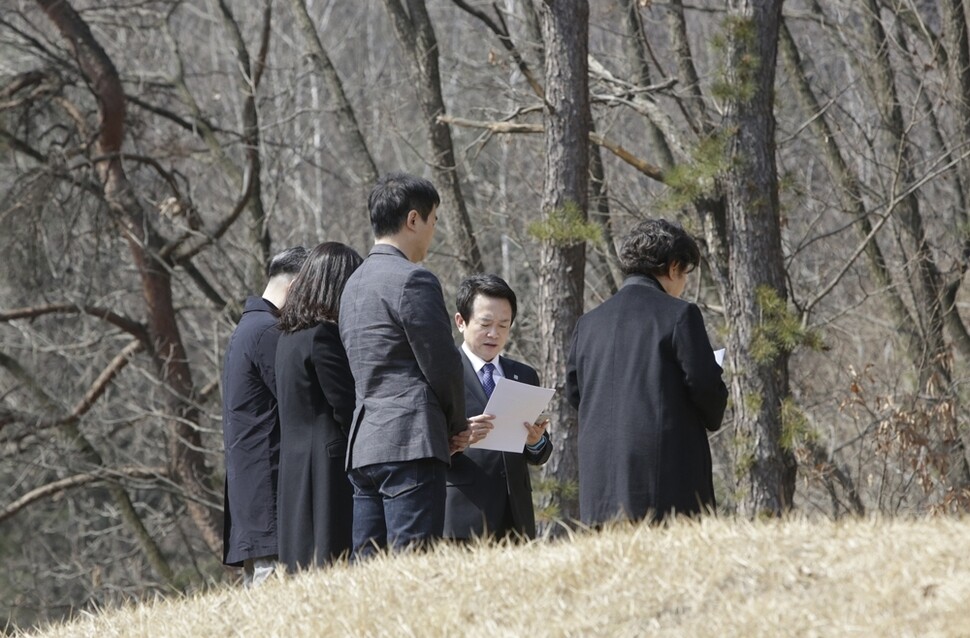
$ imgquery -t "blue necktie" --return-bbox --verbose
[481,362,496,398]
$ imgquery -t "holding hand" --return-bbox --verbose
[449,429,471,455]
[466,413,495,445]
[449,413,496,455]
[525,415,550,446]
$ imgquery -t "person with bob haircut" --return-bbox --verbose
[275,242,363,572]
[339,172,475,556]
[566,218,727,525]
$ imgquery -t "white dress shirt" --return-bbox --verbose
[461,342,505,386]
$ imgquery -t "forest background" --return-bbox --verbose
[3,0,970,630]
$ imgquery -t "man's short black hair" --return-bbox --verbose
[618,219,700,278]
[456,274,518,324]
[266,245,308,278]
[368,172,440,239]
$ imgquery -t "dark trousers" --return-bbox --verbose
[348,458,447,557]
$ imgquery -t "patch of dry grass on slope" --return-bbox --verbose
[24,516,970,637]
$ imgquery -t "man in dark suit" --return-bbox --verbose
[221,246,307,586]
[566,219,727,525]
[444,274,552,541]
[339,172,473,556]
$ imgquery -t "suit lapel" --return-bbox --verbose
[499,356,522,383]
[462,351,489,413]
[463,353,526,413]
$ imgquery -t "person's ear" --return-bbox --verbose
[406,209,419,230]
[284,278,296,293]
[455,312,466,332]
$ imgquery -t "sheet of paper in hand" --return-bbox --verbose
[471,377,556,453]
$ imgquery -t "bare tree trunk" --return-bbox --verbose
[216,0,271,287]
[861,0,947,382]
[521,0,545,70]
[938,0,970,360]
[588,137,622,295]
[779,20,916,349]
[893,18,970,364]
[723,0,796,516]
[535,0,590,526]
[35,0,223,555]
[655,1,730,301]
[668,0,709,136]
[451,1,618,298]
[381,0,484,274]
[291,0,379,188]
[624,0,674,168]
[860,0,970,486]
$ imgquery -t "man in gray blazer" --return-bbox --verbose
[339,172,473,556]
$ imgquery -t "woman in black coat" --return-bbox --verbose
[275,242,362,572]
[566,219,728,525]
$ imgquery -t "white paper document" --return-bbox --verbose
[714,348,725,368]
[470,377,556,453]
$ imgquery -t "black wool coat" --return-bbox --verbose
[222,296,283,566]
[275,321,356,572]
[566,274,727,525]
[443,353,552,540]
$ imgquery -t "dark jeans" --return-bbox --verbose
[348,458,447,558]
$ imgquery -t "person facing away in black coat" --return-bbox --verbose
[444,274,553,541]
[222,246,307,587]
[275,242,363,573]
[566,218,728,525]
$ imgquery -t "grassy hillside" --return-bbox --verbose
[22,516,970,637]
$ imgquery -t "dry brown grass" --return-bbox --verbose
[22,516,970,637]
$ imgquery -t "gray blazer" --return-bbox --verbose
[339,244,466,469]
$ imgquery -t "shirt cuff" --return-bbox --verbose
[525,437,547,453]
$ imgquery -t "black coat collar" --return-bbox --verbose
[242,295,279,317]
[621,273,664,292]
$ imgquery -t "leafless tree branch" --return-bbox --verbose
[439,114,664,182]
[0,465,168,525]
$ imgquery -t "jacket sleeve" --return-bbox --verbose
[673,303,728,432]
[524,431,553,465]
[254,323,282,400]
[401,268,467,436]
[515,361,553,465]
[311,322,357,436]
